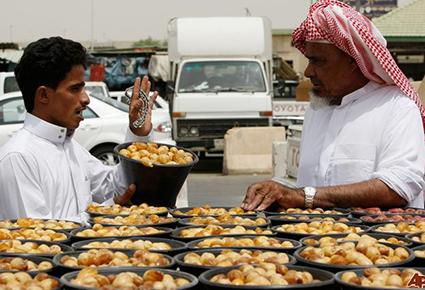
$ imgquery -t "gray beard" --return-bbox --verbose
[309,91,331,109]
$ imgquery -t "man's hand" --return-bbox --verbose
[241,180,304,211]
[114,184,136,205]
[129,76,158,136]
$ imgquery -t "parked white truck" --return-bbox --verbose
[0,72,19,96]
[167,17,273,155]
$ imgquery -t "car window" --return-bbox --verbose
[82,107,98,119]
[4,76,20,94]
[0,97,26,124]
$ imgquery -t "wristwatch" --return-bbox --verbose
[303,187,317,208]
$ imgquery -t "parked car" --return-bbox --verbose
[0,91,174,165]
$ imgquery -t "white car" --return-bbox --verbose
[0,91,174,165]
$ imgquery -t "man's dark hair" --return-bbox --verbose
[14,36,87,112]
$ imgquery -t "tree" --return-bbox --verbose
[133,37,167,48]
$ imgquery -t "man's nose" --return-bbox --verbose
[304,63,314,79]
[81,90,90,105]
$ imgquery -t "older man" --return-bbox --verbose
[242,0,425,211]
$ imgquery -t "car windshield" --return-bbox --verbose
[91,94,129,112]
[85,86,107,99]
[177,61,266,93]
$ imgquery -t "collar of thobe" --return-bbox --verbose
[24,113,70,144]
[338,81,380,108]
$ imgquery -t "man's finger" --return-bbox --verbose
[256,194,277,211]
[114,184,136,205]
[141,75,150,94]
[245,186,270,211]
[149,91,159,109]
[242,183,262,209]
[131,77,141,105]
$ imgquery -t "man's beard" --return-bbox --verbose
[309,91,331,109]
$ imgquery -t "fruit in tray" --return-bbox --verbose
[75,224,164,238]
[0,240,62,254]
[87,203,167,216]
[303,233,408,246]
[277,216,351,222]
[92,214,175,226]
[210,263,320,286]
[300,236,410,266]
[183,249,290,267]
[0,272,58,289]
[119,142,194,167]
[352,207,425,215]
[60,249,170,268]
[174,205,255,216]
[187,215,267,227]
[362,214,425,223]
[0,218,80,230]
[0,257,53,271]
[414,249,425,258]
[0,228,67,242]
[70,268,190,289]
[277,208,345,215]
[411,233,425,243]
[275,221,363,235]
[340,268,422,288]
[81,239,172,251]
[194,236,295,249]
[178,225,272,238]
[374,221,425,234]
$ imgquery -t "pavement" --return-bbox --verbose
[186,173,272,207]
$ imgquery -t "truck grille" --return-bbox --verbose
[176,118,270,139]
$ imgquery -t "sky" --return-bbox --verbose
[0,0,414,44]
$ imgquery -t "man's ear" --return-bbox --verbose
[35,86,50,105]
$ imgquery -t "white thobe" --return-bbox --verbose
[277,81,425,208]
[0,113,151,222]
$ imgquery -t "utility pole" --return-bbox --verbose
[90,0,94,51]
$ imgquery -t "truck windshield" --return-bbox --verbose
[4,76,20,94]
[178,61,266,93]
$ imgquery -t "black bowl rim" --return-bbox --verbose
[186,235,302,251]
[268,214,362,224]
[412,244,425,260]
[334,267,425,290]
[69,226,173,239]
[174,248,296,271]
[0,218,83,231]
[178,216,270,228]
[271,224,370,239]
[406,232,425,245]
[0,239,72,257]
[52,249,175,270]
[0,227,71,244]
[294,241,415,270]
[360,213,425,225]
[0,254,55,273]
[264,207,350,216]
[299,233,414,247]
[60,267,198,290]
[71,236,187,252]
[170,206,257,218]
[199,264,335,289]
[88,216,178,228]
[171,225,276,241]
[114,141,199,168]
[369,223,423,236]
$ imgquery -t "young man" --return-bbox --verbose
[242,0,425,211]
[0,37,157,221]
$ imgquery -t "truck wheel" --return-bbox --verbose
[91,144,119,166]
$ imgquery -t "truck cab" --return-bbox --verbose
[0,72,19,96]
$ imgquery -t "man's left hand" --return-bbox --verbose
[114,184,136,205]
[241,180,304,211]
[129,76,158,136]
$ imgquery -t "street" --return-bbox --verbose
[187,172,272,207]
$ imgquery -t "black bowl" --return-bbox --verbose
[53,249,175,276]
[170,207,257,218]
[335,267,425,290]
[369,223,424,236]
[186,235,302,254]
[360,214,425,225]
[412,245,425,267]
[60,267,198,290]
[69,226,173,242]
[0,227,71,245]
[406,232,425,247]
[88,215,178,229]
[271,224,370,241]
[199,264,335,290]
[294,241,414,273]
[115,142,198,208]
[178,216,270,228]
[71,236,186,255]
[0,254,55,275]
[0,239,72,257]
[2,219,83,232]
[264,208,350,218]
[171,225,275,242]
[300,233,413,247]
[175,248,296,276]
[269,215,361,226]
[86,206,169,218]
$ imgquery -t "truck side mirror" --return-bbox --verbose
[166,80,175,102]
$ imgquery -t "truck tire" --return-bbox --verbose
[91,144,119,166]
